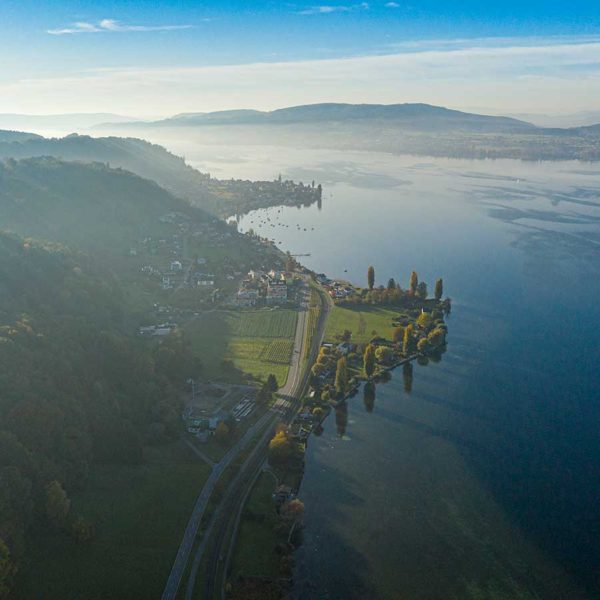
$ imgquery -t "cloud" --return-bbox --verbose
[47,19,193,35]
[298,3,369,15]
[5,35,600,116]
[385,2,400,7]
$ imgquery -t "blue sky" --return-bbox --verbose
[1,0,600,116]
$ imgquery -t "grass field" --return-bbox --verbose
[186,309,297,385]
[18,442,211,600]
[230,472,280,580]
[324,305,399,345]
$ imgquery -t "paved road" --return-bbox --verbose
[163,279,330,600]
[161,408,276,600]
[199,281,332,600]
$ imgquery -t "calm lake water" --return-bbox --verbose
[142,136,600,598]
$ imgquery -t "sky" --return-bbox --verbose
[1,0,600,117]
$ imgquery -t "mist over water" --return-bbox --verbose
[140,135,600,597]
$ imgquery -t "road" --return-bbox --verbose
[162,278,325,600]
[161,408,278,600]
[197,280,331,600]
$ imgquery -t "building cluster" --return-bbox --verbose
[235,269,291,307]
[315,273,356,300]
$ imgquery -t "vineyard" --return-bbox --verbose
[260,339,294,364]
[228,309,298,338]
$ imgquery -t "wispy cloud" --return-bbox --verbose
[385,2,400,7]
[5,35,600,116]
[47,19,193,35]
[298,3,369,15]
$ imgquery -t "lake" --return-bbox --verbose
[144,136,600,598]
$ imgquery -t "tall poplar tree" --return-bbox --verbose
[363,343,376,377]
[367,266,375,290]
[409,271,418,296]
[335,356,349,396]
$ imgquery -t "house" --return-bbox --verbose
[170,260,183,272]
[266,280,287,305]
[236,286,260,307]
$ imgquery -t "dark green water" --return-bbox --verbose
[150,139,600,598]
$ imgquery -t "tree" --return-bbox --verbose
[375,346,393,364]
[427,327,446,348]
[434,278,443,301]
[215,421,230,444]
[387,278,396,291]
[416,281,428,299]
[335,356,349,397]
[266,374,279,392]
[268,430,294,466]
[417,338,429,353]
[403,324,414,355]
[45,480,70,527]
[280,498,305,524]
[392,326,404,344]
[363,344,376,378]
[367,266,375,290]
[409,271,418,296]
[416,311,434,330]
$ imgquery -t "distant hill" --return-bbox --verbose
[0,113,136,134]
[95,102,600,161]
[105,102,537,134]
[0,129,42,143]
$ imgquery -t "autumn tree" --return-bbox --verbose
[268,430,294,466]
[375,346,394,365]
[367,266,375,290]
[363,344,376,378]
[335,356,349,397]
[416,311,434,331]
[280,498,305,524]
[434,278,443,301]
[403,324,415,355]
[427,327,446,348]
[417,338,429,353]
[409,271,418,296]
[45,480,70,527]
[392,326,405,344]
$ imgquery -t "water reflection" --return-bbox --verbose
[363,381,376,412]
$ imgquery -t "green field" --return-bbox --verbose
[324,305,399,345]
[230,472,280,580]
[186,309,297,385]
[18,443,211,600]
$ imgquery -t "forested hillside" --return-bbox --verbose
[0,232,200,596]
[0,157,210,255]
[0,134,221,213]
